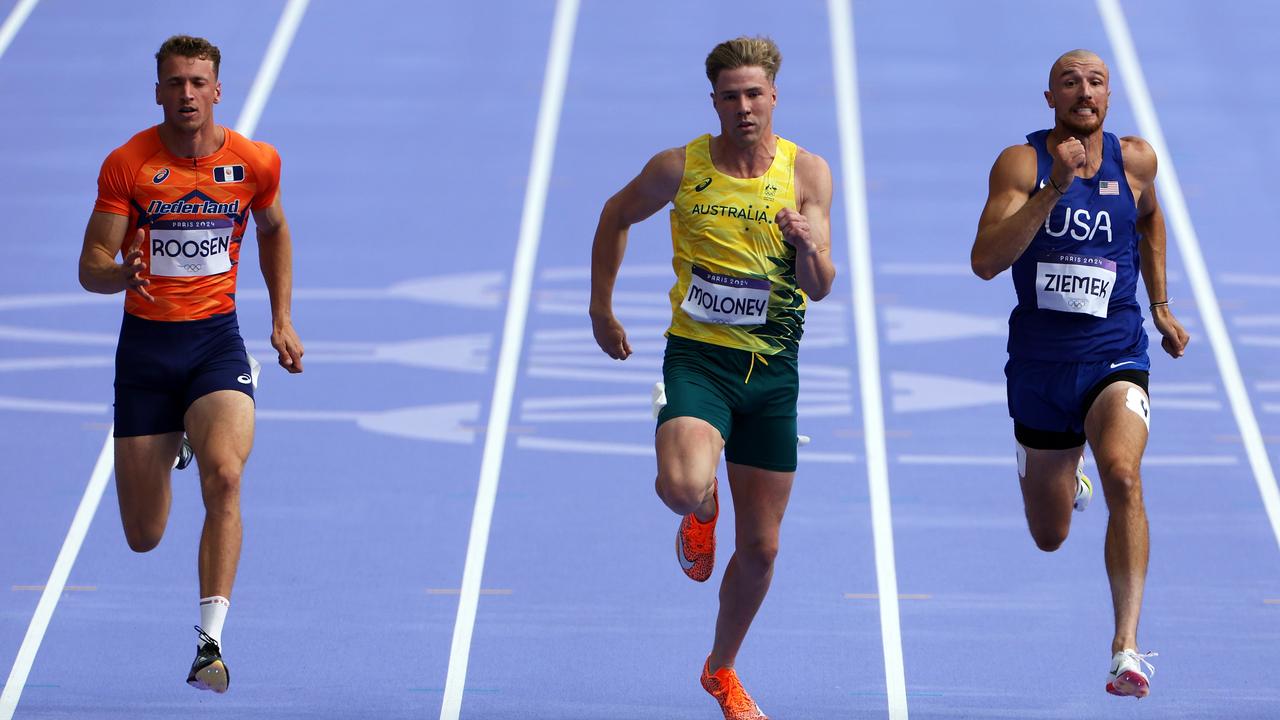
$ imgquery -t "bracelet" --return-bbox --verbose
[1048,176,1067,195]
[1149,300,1170,311]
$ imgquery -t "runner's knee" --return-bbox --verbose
[200,464,243,509]
[654,470,711,515]
[121,518,165,553]
[1028,522,1068,552]
[1098,460,1143,507]
[734,536,779,573]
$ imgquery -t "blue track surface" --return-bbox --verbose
[2,1,1278,718]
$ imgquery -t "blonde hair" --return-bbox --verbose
[705,36,781,87]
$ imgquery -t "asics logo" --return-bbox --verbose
[694,177,713,192]
[1109,360,1137,369]
[237,374,252,385]
[677,533,696,571]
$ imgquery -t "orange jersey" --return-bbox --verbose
[94,126,281,321]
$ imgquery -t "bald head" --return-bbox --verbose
[1044,49,1110,134]
[1049,49,1108,88]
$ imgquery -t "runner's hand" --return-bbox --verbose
[1152,308,1189,359]
[1050,137,1086,192]
[591,312,632,360]
[776,208,813,251]
[122,228,154,302]
[272,321,305,373]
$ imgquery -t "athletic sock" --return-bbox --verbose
[199,596,230,648]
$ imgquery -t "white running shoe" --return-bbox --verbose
[1107,649,1157,698]
[1073,457,1093,513]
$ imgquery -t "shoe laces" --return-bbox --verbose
[712,669,758,713]
[1117,649,1158,678]
[683,519,713,553]
[723,681,758,713]
[195,625,220,650]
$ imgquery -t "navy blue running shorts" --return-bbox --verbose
[113,312,254,438]
[1005,352,1150,449]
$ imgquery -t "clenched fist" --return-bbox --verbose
[776,208,814,252]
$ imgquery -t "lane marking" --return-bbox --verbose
[0,5,309,717]
[827,2,909,718]
[236,0,310,138]
[0,0,38,62]
[0,433,112,719]
[426,589,513,596]
[438,2,579,718]
[1098,0,1280,556]
[10,586,96,592]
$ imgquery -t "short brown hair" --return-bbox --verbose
[705,36,782,88]
[155,35,221,78]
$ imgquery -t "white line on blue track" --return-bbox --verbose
[238,0,309,139]
[0,433,112,720]
[437,0,580,717]
[0,0,37,62]
[827,1,910,718]
[1098,0,1280,556]
[0,4,309,716]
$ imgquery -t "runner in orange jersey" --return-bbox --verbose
[77,35,303,694]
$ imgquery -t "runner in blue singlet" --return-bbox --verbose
[972,49,1189,700]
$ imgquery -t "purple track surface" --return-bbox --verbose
[2,1,1277,718]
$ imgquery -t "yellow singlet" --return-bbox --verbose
[666,133,805,355]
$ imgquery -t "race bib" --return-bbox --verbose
[149,219,234,277]
[680,265,770,326]
[1036,252,1116,318]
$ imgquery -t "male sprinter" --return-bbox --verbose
[78,35,304,693]
[590,36,834,720]
[972,49,1188,698]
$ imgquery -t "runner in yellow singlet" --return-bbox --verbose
[590,36,835,720]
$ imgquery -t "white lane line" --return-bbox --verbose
[437,0,579,717]
[236,0,309,138]
[1098,0,1280,554]
[0,433,113,719]
[0,0,38,61]
[0,5,309,716]
[827,1,909,718]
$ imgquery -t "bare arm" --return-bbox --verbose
[589,147,684,360]
[252,194,304,372]
[971,138,1086,280]
[78,211,154,301]
[1125,137,1188,359]
[778,149,835,301]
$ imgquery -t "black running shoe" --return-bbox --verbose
[186,626,229,693]
[174,437,194,470]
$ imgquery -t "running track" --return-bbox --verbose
[1,1,1277,718]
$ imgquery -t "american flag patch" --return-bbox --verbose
[213,165,245,183]
[1099,180,1119,196]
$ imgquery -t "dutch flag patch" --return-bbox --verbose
[213,165,245,183]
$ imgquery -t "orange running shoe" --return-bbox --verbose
[700,658,767,720]
[676,482,718,582]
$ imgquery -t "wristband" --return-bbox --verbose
[1149,300,1170,311]
[1048,176,1067,195]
